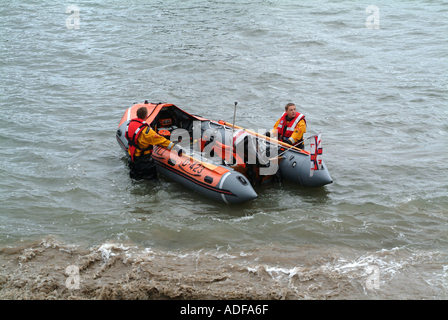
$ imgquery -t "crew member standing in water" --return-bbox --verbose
[269,103,307,149]
[126,107,177,180]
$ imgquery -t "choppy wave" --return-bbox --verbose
[1,237,447,300]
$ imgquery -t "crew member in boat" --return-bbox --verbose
[126,107,177,180]
[269,102,306,149]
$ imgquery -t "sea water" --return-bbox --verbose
[0,0,447,299]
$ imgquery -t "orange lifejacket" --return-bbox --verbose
[277,112,306,141]
[125,118,151,161]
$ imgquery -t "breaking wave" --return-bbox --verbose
[1,237,446,300]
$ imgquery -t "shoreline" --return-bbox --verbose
[0,237,359,300]
[2,236,445,300]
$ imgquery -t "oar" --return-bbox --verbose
[223,121,309,155]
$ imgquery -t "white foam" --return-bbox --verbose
[247,265,303,280]
[96,243,133,260]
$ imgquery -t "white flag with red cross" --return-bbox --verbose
[310,132,323,177]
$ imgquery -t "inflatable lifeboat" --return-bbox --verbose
[116,102,332,204]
